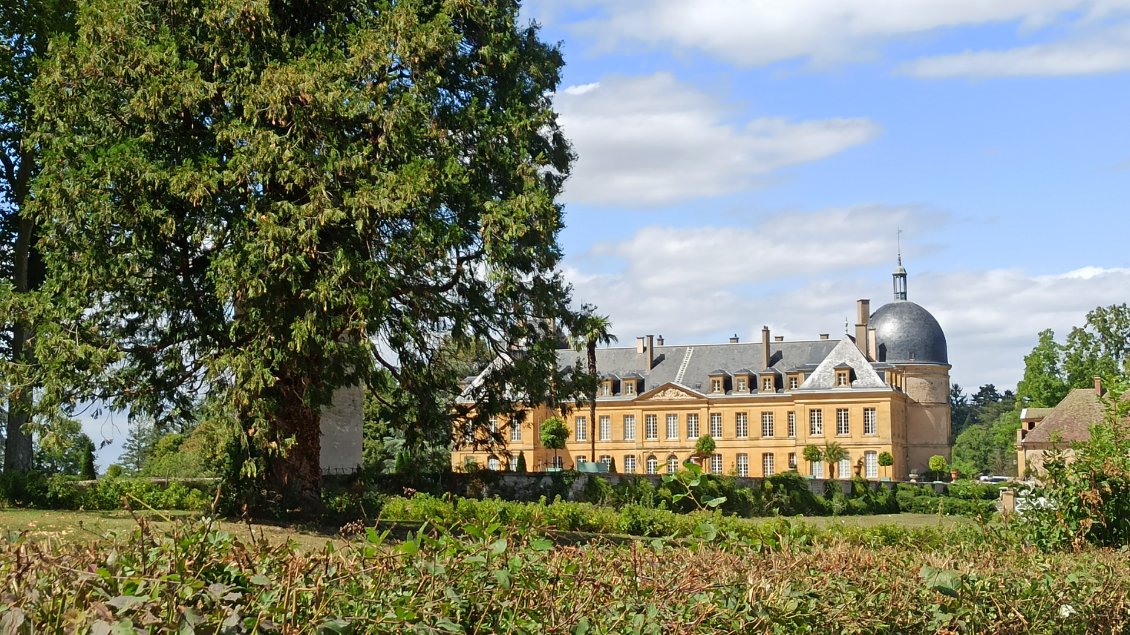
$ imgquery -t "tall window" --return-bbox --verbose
[624,455,637,474]
[489,416,499,433]
[710,453,723,474]
[735,412,748,438]
[646,455,658,475]
[599,455,612,467]
[736,453,749,477]
[576,416,587,441]
[762,453,775,477]
[809,409,823,436]
[463,423,474,444]
[838,457,851,479]
[863,408,877,435]
[865,451,878,479]
[599,416,612,441]
[666,414,679,440]
[550,455,563,469]
[686,413,700,439]
[488,457,500,471]
[645,415,658,440]
[709,412,723,438]
[667,454,680,474]
[510,421,522,443]
[788,452,797,470]
[787,411,796,438]
[761,412,774,437]
[811,459,824,479]
[836,409,849,436]
[623,415,636,441]
[577,455,587,465]
[509,456,519,471]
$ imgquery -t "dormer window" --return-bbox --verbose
[788,375,799,390]
[733,370,752,393]
[762,376,774,392]
[599,380,612,396]
[708,370,727,394]
[836,371,850,387]
[624,380,636,395]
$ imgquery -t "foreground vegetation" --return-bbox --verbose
[1,509,1128,633]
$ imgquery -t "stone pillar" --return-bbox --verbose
[319,383,364,474]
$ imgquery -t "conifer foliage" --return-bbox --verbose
[14,0,576,509]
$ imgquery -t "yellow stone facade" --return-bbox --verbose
[453,357,929,481]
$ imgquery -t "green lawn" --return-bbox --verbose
[0,508,974,550]
[0,509,344,550]
[791,512,976,530]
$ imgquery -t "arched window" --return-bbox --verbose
[667,454,680,474]
[646,455,659,475]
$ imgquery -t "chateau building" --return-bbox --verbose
[453,261,952,480]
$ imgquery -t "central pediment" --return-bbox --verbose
[636,382,706,402]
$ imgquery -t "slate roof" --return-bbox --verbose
[1022,389,1106,446]
[870,300,949,365]
[551,337,887,397]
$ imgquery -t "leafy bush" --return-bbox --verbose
[2,510,1129,631]
[1016,381,1130,549]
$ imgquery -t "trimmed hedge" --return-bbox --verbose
[0,472,214,511]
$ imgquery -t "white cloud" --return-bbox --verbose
[569,0,1130,67]
[556,73,878,206]
[902,36,1130,77]
[566,204,940,341]
[556,0,1130,79]
[566,209,1130,390]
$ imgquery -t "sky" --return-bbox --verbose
[522,0,1130,394]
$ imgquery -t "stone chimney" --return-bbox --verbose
[855,299,871,358]
[646,335,655,369]
[657,335,664,347]
[774,335,784,342]
[729,334,739,343]
[867,327,877,359]
[636,336,645,354]
[761,326,771,370]
[1096,376,1105,397]
[819,333,829,340]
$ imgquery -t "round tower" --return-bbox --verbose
[869,255,951,477]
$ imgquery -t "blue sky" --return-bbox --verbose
[524,0,1130,393]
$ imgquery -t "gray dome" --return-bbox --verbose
[869,301,948,364]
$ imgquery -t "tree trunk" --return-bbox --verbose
[4,323,34,471]
[5,170,39,473]
[263,372,323,514]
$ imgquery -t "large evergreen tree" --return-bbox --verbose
[10,0,577,509]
